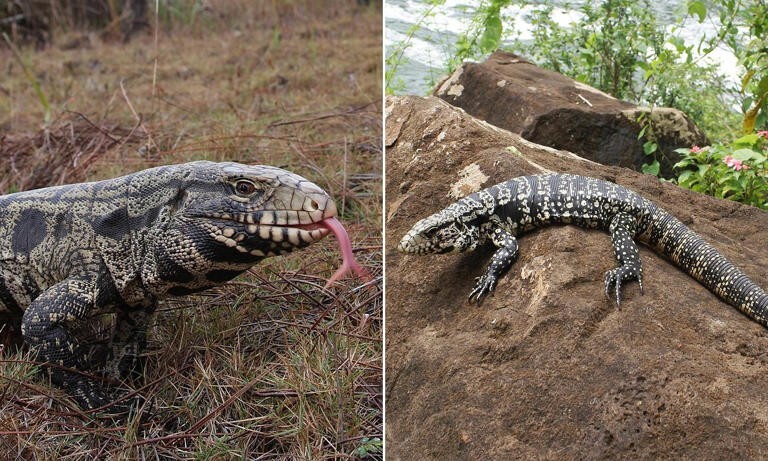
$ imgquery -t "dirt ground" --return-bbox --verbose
[0,2,382,459]
[385,95,768,460]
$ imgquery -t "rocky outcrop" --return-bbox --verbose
[434,51,708,177]
[385,95,768,460]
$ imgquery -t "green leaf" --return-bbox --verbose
[642,160,660,176]
[734,134,759,147]
[739,174,750,187]
[643,141,658,155]
[758,75,768,97]
[677,170,694,184]
[687,1,707,22]
[480,13,503,53]
[668,36,687,53]
[731,148,761,161]
[742,96,754,113]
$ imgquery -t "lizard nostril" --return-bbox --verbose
[309,199,319,211]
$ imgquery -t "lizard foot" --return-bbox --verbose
[104,351,146,382]
[65,374,146,421]
[468,274,498,305]
[603,264,643,307]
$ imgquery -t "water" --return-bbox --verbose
[385,0,740,96]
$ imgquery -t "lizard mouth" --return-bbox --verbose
[209,215,333,256]
[208,214,370,286]
[238,221,331,247]
[247,217,371,286]
[244,201,338,245]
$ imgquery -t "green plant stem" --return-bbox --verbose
[2,32,51,125]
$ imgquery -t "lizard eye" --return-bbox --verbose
[421,226,438,239]
[234,180,257,196]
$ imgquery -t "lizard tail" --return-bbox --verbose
[647,209,768,327]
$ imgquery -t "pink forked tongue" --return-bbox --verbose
[320,217,372,288]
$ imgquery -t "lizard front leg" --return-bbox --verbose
[468,226,519,304]
[105,307,154,382]
[604,212,644,306]
[21,276,122,412]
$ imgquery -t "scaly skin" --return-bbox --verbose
[399,174,768,328]
[0,161,337,412]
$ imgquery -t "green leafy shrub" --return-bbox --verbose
[449,0,740,154]
[451,0,506,70]
[674,132,768,209]
[510,0,739,142]
[686,1,768,134]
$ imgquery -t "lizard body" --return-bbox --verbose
[0,161,341,411]
[399,174,768,327]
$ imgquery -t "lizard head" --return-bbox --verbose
[176,161,337,260]
[397,207,480,255]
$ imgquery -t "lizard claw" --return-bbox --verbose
[603,264,643,308]
[604,268,623,308]
[468,274,497,305]
[604,271,614,301]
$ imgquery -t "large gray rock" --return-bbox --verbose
[385,95,768,460]
[434,51,708,177]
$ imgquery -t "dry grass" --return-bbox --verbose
[0,1,382,459]
[0,113,147,193]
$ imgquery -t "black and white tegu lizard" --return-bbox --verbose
[0,161,366,412]
[398,174,768,327]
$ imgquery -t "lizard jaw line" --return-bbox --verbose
[245,224,331,245]
[212,224,330,254]
[202,206,336,226]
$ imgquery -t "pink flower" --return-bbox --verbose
[691,145,702,153]
[757,131,768,139]
[723,155,749,171]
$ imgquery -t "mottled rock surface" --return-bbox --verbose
[385,95,768,460]
[434,50,708,177]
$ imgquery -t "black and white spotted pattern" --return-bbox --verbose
[0,161,337,413]
[399,174,768,327]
